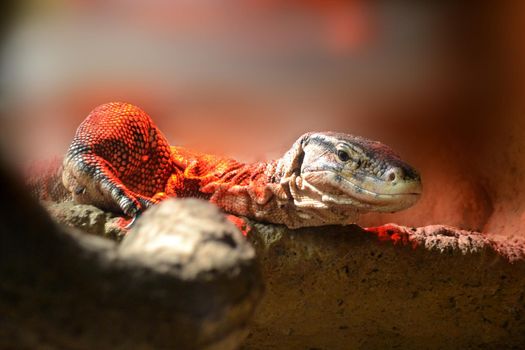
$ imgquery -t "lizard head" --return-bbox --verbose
[278,132,422,223]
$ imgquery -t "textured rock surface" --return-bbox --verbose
[1,160,263,350]
[45,201,125,239]
[46,203,525,349]
[244,222,525,349]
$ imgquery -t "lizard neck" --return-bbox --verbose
[167,146,359,229]
[167,146,283,198]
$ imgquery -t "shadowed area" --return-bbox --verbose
[0,160,263,349]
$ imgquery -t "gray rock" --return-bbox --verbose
[1,159,263,350]
[121,199,256,280]
[243,221,525,349]
[43,201,525,349]
[45,201,125,239]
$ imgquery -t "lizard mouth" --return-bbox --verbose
[302,170,422,212]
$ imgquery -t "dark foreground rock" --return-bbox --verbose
[0,160,263,350]
[44,201,525,349]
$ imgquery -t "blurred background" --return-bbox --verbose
[0,1,523,238]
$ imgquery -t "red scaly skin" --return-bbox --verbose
[167,146,284,219]
[62,102,284,226]
[62,103,175,217]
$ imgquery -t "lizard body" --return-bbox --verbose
[62,102,422,228]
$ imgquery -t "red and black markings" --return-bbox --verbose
[64,102,276,218]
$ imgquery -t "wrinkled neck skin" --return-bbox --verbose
[167,146,360,229]
[273,147,362,228]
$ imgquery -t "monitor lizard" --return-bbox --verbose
[62,102,422,229]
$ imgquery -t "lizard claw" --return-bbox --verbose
[124,212,142,229]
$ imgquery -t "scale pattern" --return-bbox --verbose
[62,102,278,219]
[63,102,174,216]
[61,101,421,228]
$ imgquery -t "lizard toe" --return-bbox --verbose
[119,195,143,218]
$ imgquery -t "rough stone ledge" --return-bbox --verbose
[45,201,126,239]
[244,222,525,349]
[44,201,525,349]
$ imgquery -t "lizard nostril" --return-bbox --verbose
[386,168,403,182]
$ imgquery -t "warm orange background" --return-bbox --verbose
[1,1,524,238]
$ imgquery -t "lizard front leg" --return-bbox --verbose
[62,102,175,218]
[62,153,154,217]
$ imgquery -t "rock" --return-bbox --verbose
[44,199,525,349]
[116,198,264,349]
[44,201,125,239]
[121,199,256,280]
[242,222,525,349]
[0,158,263,350]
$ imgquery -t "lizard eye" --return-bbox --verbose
[337,150,350,162]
